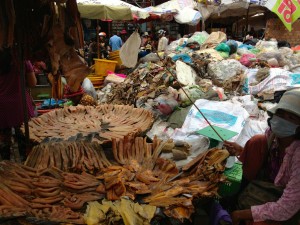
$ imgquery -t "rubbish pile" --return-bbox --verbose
[97,31,300,153]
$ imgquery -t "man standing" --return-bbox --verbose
[157,29,168,52]
[109,32,123,52]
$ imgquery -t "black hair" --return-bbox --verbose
[0,48,12,75]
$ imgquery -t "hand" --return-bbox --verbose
[231,209,253,225]
[231,211,241,225]
[223,141,243,156]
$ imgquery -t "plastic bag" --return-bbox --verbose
[244,68,292,95]
[120,31,141,68]
[201,31,227,49]
[208,59,246,85]
[215,43,231,53]
[255,40,278,52]
[174,7,201,26]
[176,60,197,86]
[240,54,257,67]
[187,31,209,45]
[226,40,238,54]
[176,99,250,142]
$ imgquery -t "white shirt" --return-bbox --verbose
[158,36,168,52]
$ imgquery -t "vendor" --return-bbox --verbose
[62,77,97,106]
[99,32,110,59]
[157,29,168,52]
[224,88,300,225]
[63,85,97,106]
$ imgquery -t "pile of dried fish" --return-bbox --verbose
[106,62,175,106]
[25,141,111,173]
[0,161,102,224]
[99,135,229,221]
[0,135,229,223]
[21,104,154,143]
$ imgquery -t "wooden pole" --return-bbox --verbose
[97,20,100,59]
[245,3,251,36]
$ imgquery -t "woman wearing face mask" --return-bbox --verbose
[224,88,300,225]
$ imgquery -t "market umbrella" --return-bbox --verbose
[144,0,201,25]
[77,0,149,20]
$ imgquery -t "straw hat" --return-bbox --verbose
[268,88,300,117]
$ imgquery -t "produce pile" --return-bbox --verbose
[21,104,153,143]
[0,136,229,224]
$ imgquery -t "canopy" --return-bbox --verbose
[144,0,202,25]
[77,0,149,20]
[204,2,266,19]
[221,0,300,31]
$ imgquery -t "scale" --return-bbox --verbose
[197,125,238,142]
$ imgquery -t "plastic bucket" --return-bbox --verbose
[109,50,123,69]
[93,58,118,76]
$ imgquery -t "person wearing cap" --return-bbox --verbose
[141,32,149,47]
[99,32,110,59]
[224,88,300,225]
[157,29,168,52]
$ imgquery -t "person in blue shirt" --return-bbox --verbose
[109,32,123,52]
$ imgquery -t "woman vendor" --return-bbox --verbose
[0,47,37,160]
[224,88,300,225]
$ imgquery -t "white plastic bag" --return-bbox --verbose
[177,99,249,142]
[120,31,141,68]
[244,68,292,95]
[174,7,202,26]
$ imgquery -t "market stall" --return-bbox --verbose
[1,0,300,224]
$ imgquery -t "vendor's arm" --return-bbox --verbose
[25,60,37,88]
[251,144,300,222]
[231,209,253,225]
[223,141,244,158]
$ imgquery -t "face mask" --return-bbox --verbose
[270,115,299,138]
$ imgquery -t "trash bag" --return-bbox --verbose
[208,59,246,85]
[187,31,209,45]
[120,31,141,68]
[215,43,231,53]
[174,8,201,26]
[172,53,192,63]
[201,31,227,49]
[256,40,278,52]
[240,54,257,67]
[226,40,238,55]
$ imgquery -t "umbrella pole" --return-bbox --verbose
[18,44,30,155]
[97,20,100,58]
[245,3,251,36]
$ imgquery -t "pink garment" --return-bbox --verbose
[251,140,300,222]
[0,60,34,129]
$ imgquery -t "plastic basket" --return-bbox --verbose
[109,50,124,70]
[218,162,243,197]
[93,59,118,76]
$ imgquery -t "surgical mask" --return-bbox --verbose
[270,115,299,138]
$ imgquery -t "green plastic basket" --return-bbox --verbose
[219,162,243,197]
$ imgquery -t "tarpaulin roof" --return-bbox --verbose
[77,0,149,20]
